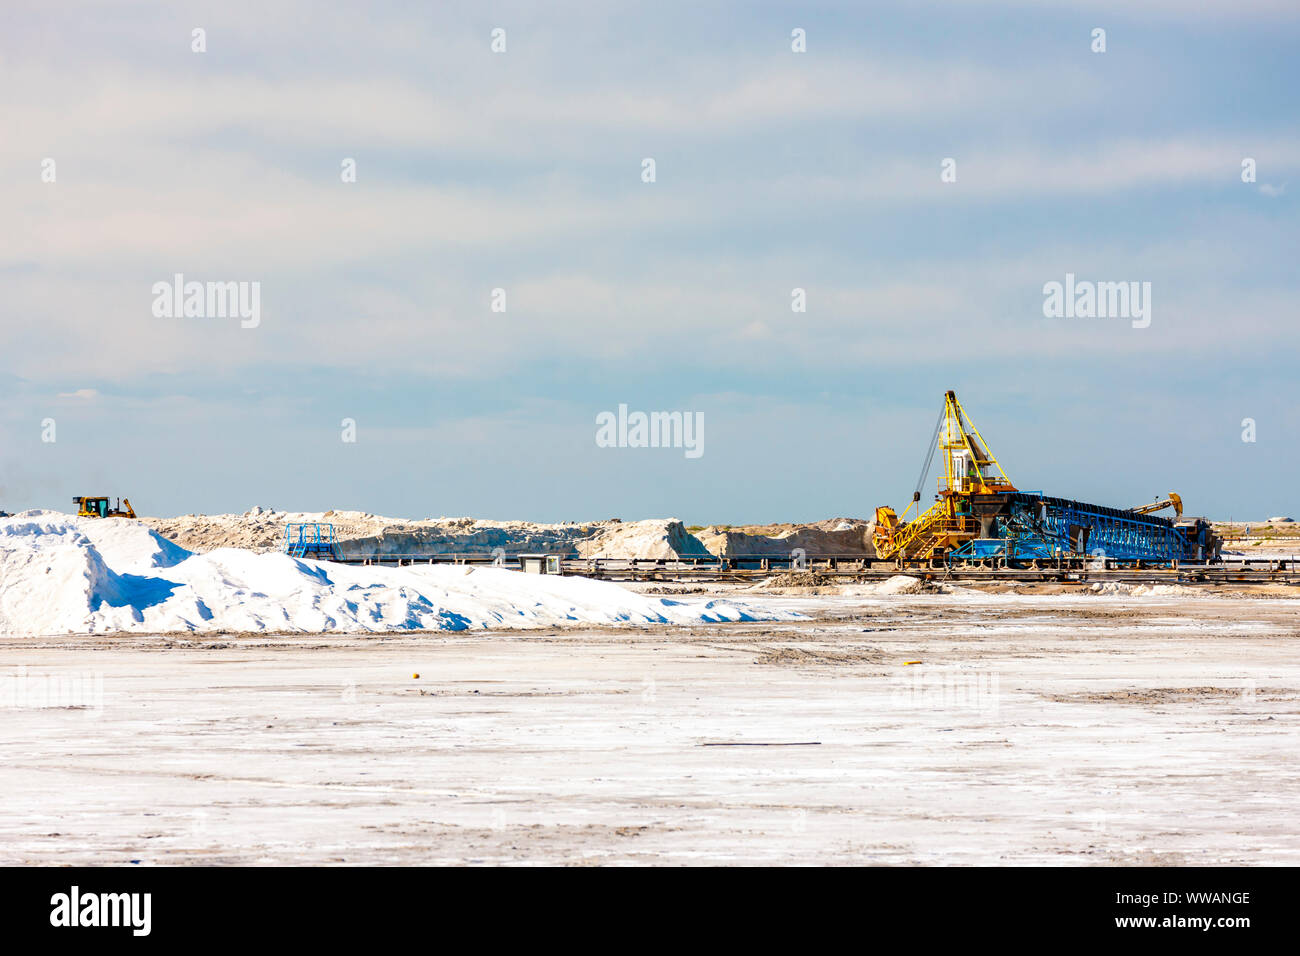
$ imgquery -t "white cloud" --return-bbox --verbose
[759,136,1300,202]
[2,1,1295,391]
[939,0,1300,17]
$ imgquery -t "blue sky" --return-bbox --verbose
[2,0,1297,522]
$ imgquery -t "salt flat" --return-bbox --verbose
[1,592,1297,865]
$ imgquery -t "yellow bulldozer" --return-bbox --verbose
[73,496,137,519]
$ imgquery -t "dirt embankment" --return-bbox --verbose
[142,510,879,561]
[695,517,876,558]
[1215,518,1300,556]
[143,509,720,560]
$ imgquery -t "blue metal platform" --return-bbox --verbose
[284,522,339,560]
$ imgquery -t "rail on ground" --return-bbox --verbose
[301,551,1300,585]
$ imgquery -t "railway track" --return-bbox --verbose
[327,552,1300,586]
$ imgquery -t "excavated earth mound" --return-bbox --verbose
[695,517,876,558]
[143,510,877,561]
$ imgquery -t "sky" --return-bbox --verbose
[2,0,1297,523]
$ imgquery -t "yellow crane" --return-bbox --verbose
[73,496,137,519]
[873,395,1204,564]
[873,390,1015,560]
[1128,493,1182,517]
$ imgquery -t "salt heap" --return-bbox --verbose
[0,514,801,636]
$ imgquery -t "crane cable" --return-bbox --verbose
[906,406,945,519]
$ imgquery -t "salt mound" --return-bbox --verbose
[845,575,978,596]
[1088,582,1198,597]
[759,573,961,596]
[141,511,714,560]
[1141,584,1199,597]
[577,519,711,559]
[0,516,802,636]
[870,574,932,595]
[695,518,874,558]
[1090,583,1135,595]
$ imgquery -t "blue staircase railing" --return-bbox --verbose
[284,522,339,560]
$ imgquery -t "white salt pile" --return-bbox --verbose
[0,513,802,636]
[1088,582,1199,597]
[842,575,976,596]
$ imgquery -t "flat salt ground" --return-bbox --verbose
[0,514,797,635]
[1,592,1297,865]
